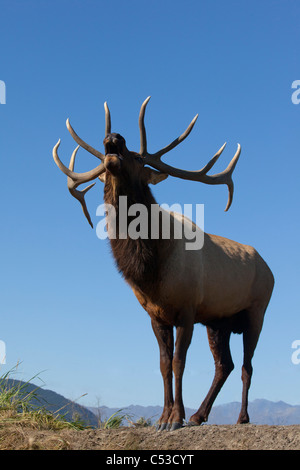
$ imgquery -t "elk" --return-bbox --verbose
[53,97,274,430]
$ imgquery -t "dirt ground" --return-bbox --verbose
[1,423,300,450]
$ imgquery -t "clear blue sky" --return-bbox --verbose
[1,0,300,411]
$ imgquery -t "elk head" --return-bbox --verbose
[53,97,241,228]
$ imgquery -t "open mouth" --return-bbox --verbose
[105,142,120,155]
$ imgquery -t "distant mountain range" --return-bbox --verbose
[2,379,300,427]
[88,399,300,426]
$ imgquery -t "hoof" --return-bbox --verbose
[186,420,199,427]
[237,412,249,424]
[169,422,183,431]
[237,418,250,424]
[156,422,168,431]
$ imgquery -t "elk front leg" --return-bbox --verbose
[151,319,174,430]
[237,310,264,424]
[168,319,194,431]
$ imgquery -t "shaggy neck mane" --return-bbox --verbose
[103,172,161,293]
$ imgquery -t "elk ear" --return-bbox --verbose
[143,167,168,185]
[98,172,106,183]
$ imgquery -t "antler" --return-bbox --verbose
[139,96,241,211]
[53,119,105,228]
[104,101,111,137]
[53,98,241,230]
[53,103,113,227]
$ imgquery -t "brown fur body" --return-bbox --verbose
[102,152,274,428]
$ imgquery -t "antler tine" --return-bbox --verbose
[104,102,111,137]
[139,96,199,159]
[67,146,96,228]
[53,140,105,184]
[139,96,151,155]
[66,119,104,161]
[219,143,241,212]
[151,114,199,160]
[53,140,105,227]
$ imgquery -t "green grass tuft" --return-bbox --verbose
[0,365,86,431]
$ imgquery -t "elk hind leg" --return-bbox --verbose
[237,309,265,424]
[189,326,234,425]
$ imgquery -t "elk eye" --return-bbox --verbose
[135,156,143,164]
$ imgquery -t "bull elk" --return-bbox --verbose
[53,97,274,430]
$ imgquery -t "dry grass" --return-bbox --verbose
[2,422,300,450]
